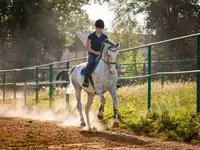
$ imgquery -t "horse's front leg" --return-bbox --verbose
[96,87,106,120]
[109,86,119,128]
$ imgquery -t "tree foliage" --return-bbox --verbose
[0,0,92,69]
[109,0,200,62]
[109,20,145,77]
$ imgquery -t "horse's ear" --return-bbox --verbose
[116,43,119,47]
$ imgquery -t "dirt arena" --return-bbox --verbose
[0,116,199,150]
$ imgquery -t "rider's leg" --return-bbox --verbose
[83,54,96,87]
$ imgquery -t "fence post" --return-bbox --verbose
[197,35,200,113]
[143,63,146,75]
[24,69,28,105]
[66,61,70,108]
[49,64,54,108]
[13,70,16,106]
[148,46,152,111]
[35,67,39,105]
[2,72,5,104]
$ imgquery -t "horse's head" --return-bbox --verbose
[101,39,119,74]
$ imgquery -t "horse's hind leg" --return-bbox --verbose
[75,85,86,127]
[85,93,95,130]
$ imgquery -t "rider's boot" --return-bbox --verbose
[82,74,89,87]
[82,65,90,87]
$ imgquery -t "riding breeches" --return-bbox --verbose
[85,53,97,78]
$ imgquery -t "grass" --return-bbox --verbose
[1,81,200,143]
[92,81,200,143]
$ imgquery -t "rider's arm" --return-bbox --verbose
[86,40,100,56]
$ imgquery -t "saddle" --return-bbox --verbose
[80,57,101,88]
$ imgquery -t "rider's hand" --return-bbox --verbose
[95,52,101,56]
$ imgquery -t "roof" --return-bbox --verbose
[76,32,91,47]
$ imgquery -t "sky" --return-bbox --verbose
[82,2,145,31]
[82,3,114,31]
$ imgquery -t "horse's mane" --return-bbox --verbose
[104,39,116,46]
[100,39,117,53]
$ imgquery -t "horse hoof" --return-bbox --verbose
[92,127,97,132]
[87,128,93,133]
[81,122,86,127]
[97,114,103,120]
[113,122,119,128]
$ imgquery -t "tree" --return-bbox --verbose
[109,20,145,79]
[145,0,200,61]
[109,0,200,74]
[0,0,92,70]
[110,0,200,77]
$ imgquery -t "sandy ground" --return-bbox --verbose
[0,116,199,150]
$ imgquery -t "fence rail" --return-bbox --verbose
[1,32,200,113]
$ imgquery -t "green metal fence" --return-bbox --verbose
[0,57,86,108]
[1,33,200,113]
[119,59,196,86]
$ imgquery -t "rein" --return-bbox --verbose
[100,41,118,66]
[101,57,116,65]
[101,49,117,65]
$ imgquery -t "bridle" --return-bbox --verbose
[101,43,118,66]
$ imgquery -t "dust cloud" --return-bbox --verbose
[0,85,106,132]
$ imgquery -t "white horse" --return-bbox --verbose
[70,40,119,129]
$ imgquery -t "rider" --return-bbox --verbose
[82,19,108,87]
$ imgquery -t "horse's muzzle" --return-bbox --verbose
[110,66,116,74]
[110,71,115,74]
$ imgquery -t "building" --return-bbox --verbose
[61,32,90,66]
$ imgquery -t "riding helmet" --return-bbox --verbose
[95,19,105,29]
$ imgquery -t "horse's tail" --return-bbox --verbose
[70,65,77,75]
[55,70,66,88]
[65,66,77,95]
[56,70,66,80]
